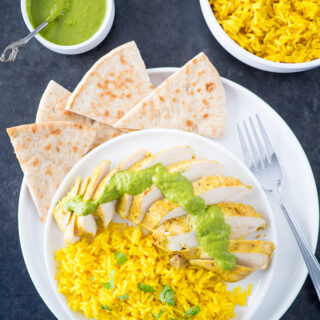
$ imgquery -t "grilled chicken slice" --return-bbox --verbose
[188,240,275,281]
[92,149,149,229]
[226,240,275,269]
[53,161,111,242]
[153,203,266,252]
[64,214,79,245]
[153,214,274,270]
[53,176,95,244]
[52,176,81,232]
[142,176,251,231]
[153,204,266,252]
[74,177,99,237]
[178,240,275,268]
[83,160,110,200]
[189,260,254,282]
[116,146,195,218]
[127,159,223,224]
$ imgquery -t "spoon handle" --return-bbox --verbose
[0,21,49,63]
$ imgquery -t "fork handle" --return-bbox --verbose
[273,189,320,300]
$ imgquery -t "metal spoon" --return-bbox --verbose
[0,21,49,63]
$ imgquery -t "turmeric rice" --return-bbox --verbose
[56,223,250,320]
[210,0,320,63]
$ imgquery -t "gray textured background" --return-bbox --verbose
[0,0,319,319]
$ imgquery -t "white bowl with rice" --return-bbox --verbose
[199,0,320,73]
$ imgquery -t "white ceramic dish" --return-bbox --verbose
[199,0,320,73]
[18,68,319,320]
[44,129,277,320]
[21,0,115,55]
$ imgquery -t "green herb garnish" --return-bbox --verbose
[90,277,95,282]
[153,309,165,319]
[160,285,175,306]
[118,293,130,300]
[182,305,200,318]
[114,250,127,266]
[101,270,115,290]
[138,282,155,293]
[101,304,112,311]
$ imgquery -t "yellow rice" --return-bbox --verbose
[56,223,250,320]
[210,0,320,63]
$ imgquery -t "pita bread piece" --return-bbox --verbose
[7,121,96,221]
[66,41,153,125]
[114,52,227,138]
[36,80,127,150]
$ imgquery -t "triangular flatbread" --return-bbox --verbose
[66,41,153,125]
[114,53,227,138]
[36,80,127,150]
[7,121,96,221]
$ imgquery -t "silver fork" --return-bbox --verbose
[237,114,320,300]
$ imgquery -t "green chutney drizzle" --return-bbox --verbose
[26,0,106,45]
[64,163,236,270]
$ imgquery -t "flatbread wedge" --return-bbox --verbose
[36,80,127,150]
[114,52,227,138]
[66,41,153,125]
[7,121,96,221]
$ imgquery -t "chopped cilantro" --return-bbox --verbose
[160,285,175,306]
[153,309,165,319]
[101,270,115,290]
[138,282,155,293]
[114,250,127,266]
[101,304,112,311]
[182,305,200,318]
[118,293,130,300]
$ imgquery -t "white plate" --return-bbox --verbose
[18,68,319,320]
[44,128,276,320]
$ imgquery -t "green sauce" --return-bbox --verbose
[26,0,106,45]
[64,163,236,270]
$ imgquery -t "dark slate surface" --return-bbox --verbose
[0,0,319,319]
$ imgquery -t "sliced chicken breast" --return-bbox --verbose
[128,159,223,225]
[92,149,149,229]
[153,203,266,252]
[179,240,275,268]
[189,260,254,282]
[54,175,98,243]
[153,204,266,252]
[64,214,79,245]
[52,176,81,232]
[142,176,251,231]
[74,178,98,237]
[116,145,195,218]
[83,160,110,200]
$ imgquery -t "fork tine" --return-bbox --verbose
[256,114,277,162]
[237,124,254,170]
[249,117,268,167]
[243,120,262,170]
